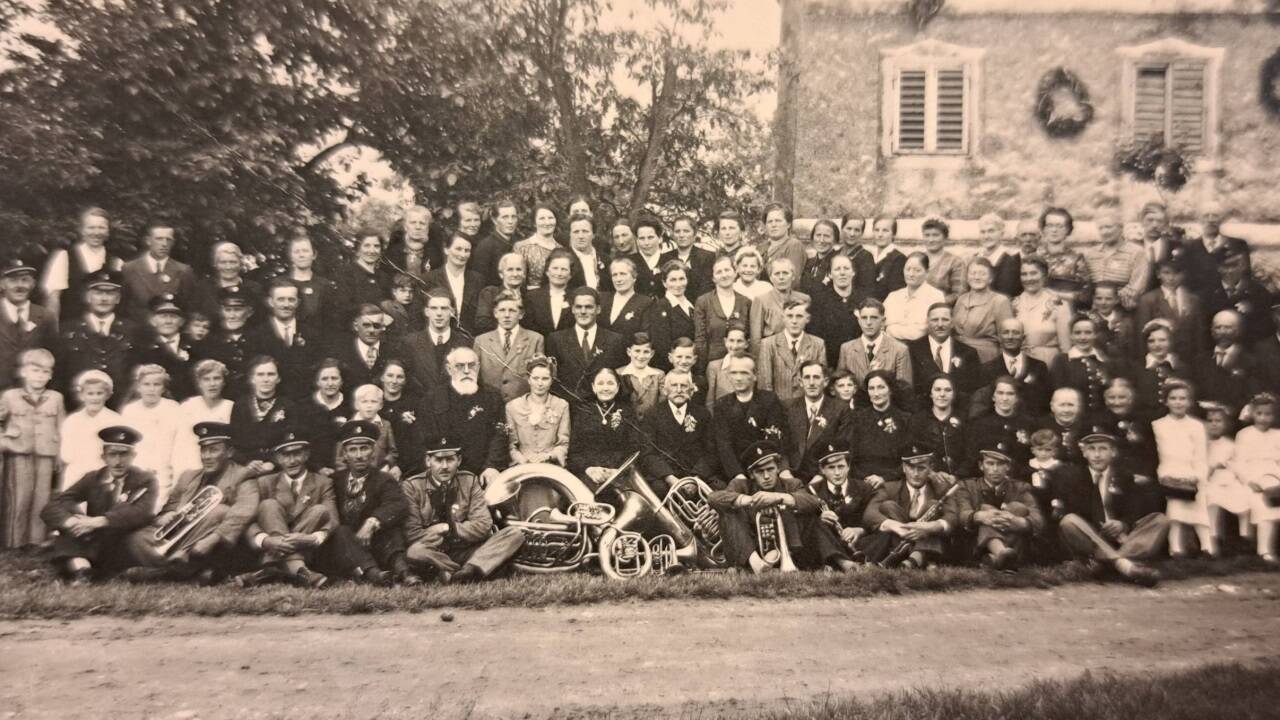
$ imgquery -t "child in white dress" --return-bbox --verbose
[1152,380,1210,557]
[1233,393,1280,563]
[120,364,181,510]
[1202,401,1252,554]
[58,370,121,490]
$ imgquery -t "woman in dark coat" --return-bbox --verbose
[649,260,696,372]
[847,369,911,485]
[907,374,967,478]
[567,367,640,490]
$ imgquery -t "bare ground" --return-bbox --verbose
[2,571,1278,720]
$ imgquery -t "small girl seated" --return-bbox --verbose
[335,384,398,478]
[1233,393,1280,564]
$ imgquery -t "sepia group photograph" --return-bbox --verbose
[1,0,1279,717]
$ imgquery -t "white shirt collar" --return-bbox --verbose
[2,298,28,323]
[146,255,167,273]
[873,243,899,262]
[357,338,380,353]
[1067,346,1104,360]
[1146,353,1176,368]
[668,401,687,420]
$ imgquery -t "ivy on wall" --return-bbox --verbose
[1112,137,1191,192]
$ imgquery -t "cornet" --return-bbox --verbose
[754,504,797,572]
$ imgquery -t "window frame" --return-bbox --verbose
[1117,37,1224,165]
[880,39,985,162]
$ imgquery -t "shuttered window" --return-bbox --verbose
[1130,61,1207,153]
[891,65,971,155]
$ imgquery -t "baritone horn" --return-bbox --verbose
[662,476,726,568]
[153,485,223,556]
[755,504,798,572]
[595,453,698,579]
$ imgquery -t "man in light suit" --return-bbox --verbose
[756,298,826,403]
[475,290,545,401]
[0,253,59,388]
[234,432,336,588]
[546,287,626,400]
[785,362,852,482]
[835,298,912,390]
[120,221,201,325]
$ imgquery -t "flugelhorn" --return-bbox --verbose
[153,485,223,556]
[755,504,797,572]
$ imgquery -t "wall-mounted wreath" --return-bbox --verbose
[1262,49,1280,120]
[1035,67,1094,138]
[1112,137,1191,192]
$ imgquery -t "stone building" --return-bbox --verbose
[773,0,1280,229]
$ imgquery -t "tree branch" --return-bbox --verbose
[628,54,681,219]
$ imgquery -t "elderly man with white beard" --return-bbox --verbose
[420,346,508,484]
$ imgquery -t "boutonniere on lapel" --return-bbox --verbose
[400,410,416,424]
[948,416,960,429]
[1230,367,1243,376]
[334,415,348,425]
[877,270,887,283]
[877,416,898,434]
[814,415,827,429]
[624,311,635,321]
[682,414,698,433]
[296,335,306,347]
[1015,429,1030,445]
[1024,373,1035,384]
[763,424,782,439]
[731,311,740,319]
[303,286,314,295]
[747,416,758,428]
[1235,300,1251,314]
[950,356,962,369]
[177,348,189,361]
[20,319,35,332]
[468,405,484,420]
[270,409,286,423]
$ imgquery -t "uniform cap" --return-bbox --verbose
[740,441,781,471]
[98,425,141,449]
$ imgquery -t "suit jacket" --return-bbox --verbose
[1193,344,1263,411]
[693,289,751,366]
[861,475,951,531]
[41,466,157,532]
[331,467,408,530]
[976,353,1051,418]
[808,476,876,530]
[568,250,614,294]
[402,470,493,546]
[1181,234,1250,296]
[786,396,852,480]
[712,390,791,479]
[907,336,982,408]
[1046,463,1166,530]
[57,315,143,401]
[627,253,666,297]
[523,286,572,338]
[871,249,907,300]
[659,247,716,300]
[1135,287,1205,361]
[757,332,827,403]
[120,255,200,324]
[191,329,252,399]
[639,401,720,486]
[836,334,913,389]
[420,385,509,474]
[545,325,627,400]
[473,286,527,335]
[601,292,654,342]
[946,476,1044,536]
[0,302,58,388]
[475,327,545,401]
[470,231,516,289]
[135,332,197,400]
[425,267,483,335]
[245,320,320,399]
[396,329,472,398]
[1204,277,1276,346]
[648,298,695,371]
[229,394,299,464]
[158,461,260,545]
[1253,333,1280,396]
[247,470,339,539]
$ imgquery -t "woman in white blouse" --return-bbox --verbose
[120,364,182,509]
[171,360,234,480]
[1153,379,1211,558]
[884,252,944,342]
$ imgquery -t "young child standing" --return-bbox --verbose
[335,384,398,478]
[0,348,65,547]
[617,332,664,421]
[1234,393,1280,563]
[58,370,122,491]
[380,273,421,345]
[120,364,181,509]
[1153,379,1211,557]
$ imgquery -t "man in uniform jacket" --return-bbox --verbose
[1204,247,1275,346]
[858,443,953,567]
[806,442,875,553]
[403,435,525,583]
[907,303,981,410]
[546,287,626,400]
[786,362,852,482]
[0,254,59,389]
[134,293,196,400]
[57,269,141,407]
[245,278,318,400]
[398,291,472,400]
[234,432,336,588]
[712,355,792,481]
[41,426,157,583]
[707,441,855,573]
[1046,426,1167,586]
[319,420,418,585]
[190,286,256,400]
[124,422,260,583]
[639,371,721,496]
[420,346,508,484]
[120,222,200,325]
[474,290,545,402]
[946,440,1043,570]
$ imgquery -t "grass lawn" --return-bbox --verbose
[1,548,1273,620]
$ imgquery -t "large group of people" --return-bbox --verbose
[3,196,1279,589]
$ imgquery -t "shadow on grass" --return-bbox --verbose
[0,549,1273,620]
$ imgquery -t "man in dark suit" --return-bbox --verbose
[660,214,716,300]
[857,443,953,568]
[599,257,653,341]
[786,361,852,482]
[1204,247,1275,346]
[41,426,157,583]
[57,269,142,407]
[1137,202,1186,292]
[120,221,200,325]
[1181,203,1251,296]
[470,199,519,289]
[234,432,336,588]
[976,319,1051,417]
[1194,310,1263,410]
[639,371,721,495]
[712,355,792,481]
[907,303,981,409]
[398,290,472,400]
[0,253,59,388]
[1047,427,1167,586]
[567,213,613,294]
[190,286,256,400]
[1135,255,1206,362]
[329,302,394,392]
[135,293,196,400]
[424,233,483,335]
[245,278,318,400]
[419,346,509,483]
[546,287,626,400]
[318,420,418,585]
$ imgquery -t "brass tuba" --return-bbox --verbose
[485,463,613,574]
[754,505,798,572]
[153,485,223,556]
[594,453,698,579]
[662,477,727,568]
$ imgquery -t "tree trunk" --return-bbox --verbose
[628,56,680,221]
[549,67,593,197]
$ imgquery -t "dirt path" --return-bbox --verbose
[3,572,1279,719]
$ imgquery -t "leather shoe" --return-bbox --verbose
[992,547,1018,571]
[398,572,424,587]
[451,564,483,584]
[66,569,94,587]
[362,568,394,586]
[123,566,171,584]
[293,568,329,589]
[1119,562,1160,588]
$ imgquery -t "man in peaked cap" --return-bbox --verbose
[57,268,141,408]
[124,421,260,584]
[806,441,874,555]
[859,442,955,568]
[317,419,418,586]
[947,438,1043,571]
[234,431,337,589]
[41,426,158,584]
[1043,425,1167,587]
[190,284,257,399]
[707,440,855,573]
[0,249,59,388]
[134,292,196,399]
[402,435,525,584]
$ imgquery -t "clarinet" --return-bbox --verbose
[879,481,961,568]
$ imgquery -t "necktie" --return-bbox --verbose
[155,261,165,276]
[365,343,378,368]
[283,324,293,346]
[806,405,819,442]
[15,307,25,328]
[934,344,945,371]
[865,342,875,365]
[581,331,592,360]
[1215,348,1226,367]
[1170,292,1181,318]
[792,339,800,359]
[909,487,927,519]
[503,330,512,353]
[98,318,108,336]
[1006,356,1016,376]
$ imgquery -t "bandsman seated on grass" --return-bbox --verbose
[708,441,857,573]
[233,432,336,589]
[805,442,873,556]
[320,420,420,586]
[1046,425,1168,587]
[858,443,954,568]
[402,435,525,584]
[40,426,157,584]
[124,421,260,584]
[947,440,1044,571]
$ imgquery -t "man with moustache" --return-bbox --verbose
[420,346,508,485]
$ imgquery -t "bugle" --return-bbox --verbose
[661,476,727,568]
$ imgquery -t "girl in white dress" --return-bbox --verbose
[120,364,182,510]
[1202,402,1252,554]
[1233,393,1280,563]
[170,360,234,480]
[57,370,121,490]
[731,247,772,301]
[1153,380,1211,557]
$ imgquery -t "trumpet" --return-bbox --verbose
[754,505,797,572]
[153,485,223,556]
